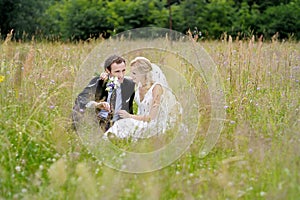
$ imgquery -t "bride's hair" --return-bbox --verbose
[130,57,153,84]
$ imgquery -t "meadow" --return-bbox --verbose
[0,32,299,199]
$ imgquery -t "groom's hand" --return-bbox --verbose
[100,72,108,80]
[96,102,110,111]
[118,110,131,119]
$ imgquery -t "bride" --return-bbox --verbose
[104,56,181,139]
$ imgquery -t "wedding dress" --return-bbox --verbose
[104,64,182,139]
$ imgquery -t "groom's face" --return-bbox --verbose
[107,62,126,83]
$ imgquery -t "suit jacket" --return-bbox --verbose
[72,76,135,126]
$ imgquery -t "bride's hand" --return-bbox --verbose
[118,110,131,119]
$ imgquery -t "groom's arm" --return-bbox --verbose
[74,76,100,110]
[72,76,100,130]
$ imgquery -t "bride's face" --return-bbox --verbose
[130,66,145,84]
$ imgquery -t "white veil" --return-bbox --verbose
[151,63,169,88]
[149,63,182,134]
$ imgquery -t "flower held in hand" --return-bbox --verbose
[105,76,120,92]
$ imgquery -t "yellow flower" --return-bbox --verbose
[0,75,5,83]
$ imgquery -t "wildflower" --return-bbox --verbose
[124,188,131,193]
[248,148,253,154]
[260,191,266,196]
[105,76,120,92]
[15,166,21,172]
[0,75,5,83]
[237,190,246,197]
[120,152,126,157]
[246,186,253,191]
[21,188,27,193]
[121,164,127,170]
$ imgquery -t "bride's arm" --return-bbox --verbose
[147,84,163,120]
[118,84,163,122]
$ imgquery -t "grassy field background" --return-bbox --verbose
[0,33,299,199]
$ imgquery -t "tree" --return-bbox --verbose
[258,0,300,39]
[233,0,293,11]
[200,0,236,39]
[1,0,299,41]
[172,0,207,34]
[231,1,260,38]
[41,0,169,40]
[0,0,53,40]
[107,0,169,33]
[59,0,113,40]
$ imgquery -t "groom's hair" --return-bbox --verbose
[104,55,126,72]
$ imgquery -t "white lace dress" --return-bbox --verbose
[105,82,180,139]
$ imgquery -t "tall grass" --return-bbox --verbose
[0,33,299,199]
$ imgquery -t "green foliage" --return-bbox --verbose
[40,1,65,41]
[0,0,53,40]
[231,2,260,38]
[1,0,300,41]
[63,0,113,40]
[259,0,300,39]
[40,0,169,40]
[55,0,112,40]
[172,0,206,33]
[201,0,236,39]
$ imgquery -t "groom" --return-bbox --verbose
[72,55,135,131]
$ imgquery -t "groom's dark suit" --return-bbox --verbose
[72,76,135,130]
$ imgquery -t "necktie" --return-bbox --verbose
[109,89,117,114]
[105,89,117,131]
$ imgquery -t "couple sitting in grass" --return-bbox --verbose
[72,55,181,140]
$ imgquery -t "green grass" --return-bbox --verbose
[0,34,299,199]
